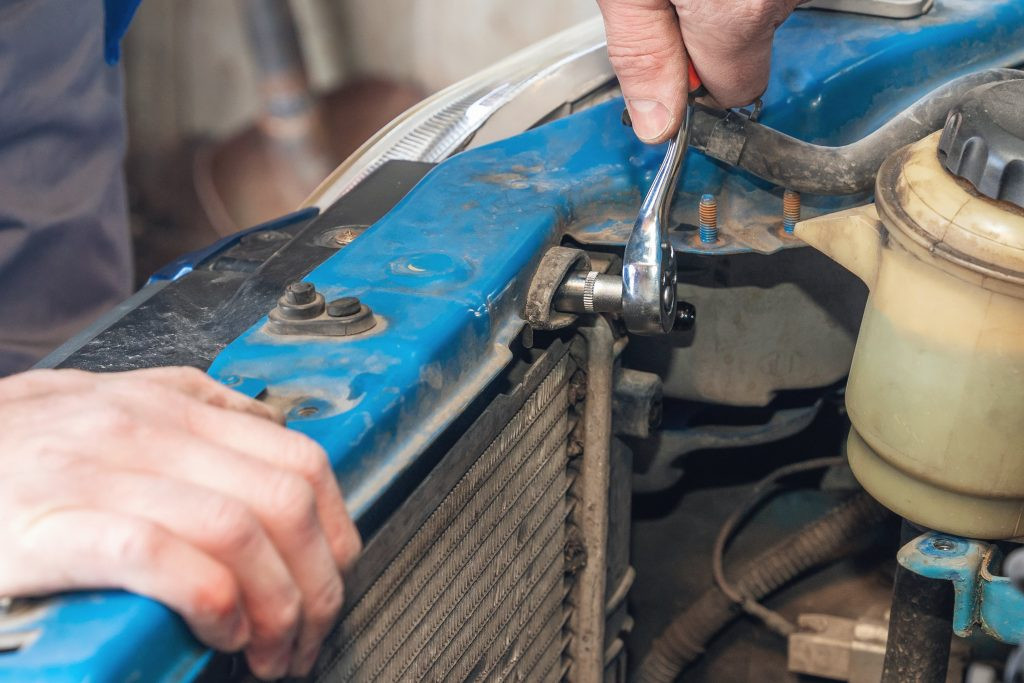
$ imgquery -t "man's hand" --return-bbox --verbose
[597,0,801,142]
[0,367,361,680]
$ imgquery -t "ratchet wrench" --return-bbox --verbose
[621,64,705,334]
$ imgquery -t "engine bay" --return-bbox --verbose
[4,2,1024,682]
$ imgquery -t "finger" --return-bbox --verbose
[675,1,795,108]
[0,368,98,403]
[118,366,283,423]
[179,399,362,571]
[598,0,688,143]
[87,427,344,677]
[10,508,249,653]
[65,378,360,571]
[0,366,281,424]
[52,469,303,680]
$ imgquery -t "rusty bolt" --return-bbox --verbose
[698,194,718,244]
[783,189,801,234]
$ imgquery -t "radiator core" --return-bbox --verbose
[312,343,579,682]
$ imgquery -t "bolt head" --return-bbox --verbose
[327,297,362,318]
[285,281,316,305]
[674,302,697,331]
[333,229,359,246]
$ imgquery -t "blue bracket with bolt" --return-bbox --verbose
[898,532,1024,644]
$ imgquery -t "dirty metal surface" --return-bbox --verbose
[8,3,1024,682]
[311,340,577,683]
[566,0,1024,255]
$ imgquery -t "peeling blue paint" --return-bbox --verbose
[6,3,1024,680]
[899,532,1024,644]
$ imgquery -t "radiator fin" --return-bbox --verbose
[317,353,574,682]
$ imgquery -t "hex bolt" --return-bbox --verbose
[275,281,325,321]
[327,297,362,318]
[783,189,801,233]
[285,281,316,305]
[698,194,718,244]
[931,537,956,552]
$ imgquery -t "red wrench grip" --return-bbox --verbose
[688,62,707,98]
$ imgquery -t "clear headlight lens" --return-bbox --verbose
[306,17,613,209]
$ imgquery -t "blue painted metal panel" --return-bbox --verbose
[569,1,1024,253]
[5,3,1024,680]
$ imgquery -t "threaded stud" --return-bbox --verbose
[698,193,718,244]
[783,189,801,234]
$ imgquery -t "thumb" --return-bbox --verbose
[598,0,689,144]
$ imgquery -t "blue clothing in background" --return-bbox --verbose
[103,0,142,63]
[0,0,133,373]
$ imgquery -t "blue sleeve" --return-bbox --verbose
[103,0,143,64]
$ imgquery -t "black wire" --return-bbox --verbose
[710,455,846,636]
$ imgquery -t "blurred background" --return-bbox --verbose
[122,0,600,285]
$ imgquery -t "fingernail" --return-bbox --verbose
[626,98,672,142]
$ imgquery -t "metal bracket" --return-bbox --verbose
[523,246,592,330]
[898,532,1024,644]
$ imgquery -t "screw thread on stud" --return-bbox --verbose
[698,193,718,244]
[783,189,801,234]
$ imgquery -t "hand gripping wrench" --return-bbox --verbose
[621,63,705,334]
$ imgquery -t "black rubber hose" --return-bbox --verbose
[688,68,1023,195]
[879,521,955,683]
[636,491,890,683]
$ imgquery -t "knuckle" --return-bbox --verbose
[172,366,209,384]
[85,403,138,437]
[205,498,261,556]
[306,575,344,626]
[190,567,240,622]
[106,523,165,566]
[264,586,302,634]
[607,39,681,81]
[266,472,317,530]
[718,82,768,109]
[331,530,362,571]
[742,0,783,25]
[13,435,74,470]
[284,435,331,483]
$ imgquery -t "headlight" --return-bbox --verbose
[306,17,614,208]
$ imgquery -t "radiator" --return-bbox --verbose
[311,341,581,682]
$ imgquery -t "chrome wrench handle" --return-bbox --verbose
[621,101,693,335]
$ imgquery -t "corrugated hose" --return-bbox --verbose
[636,483,890,683]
